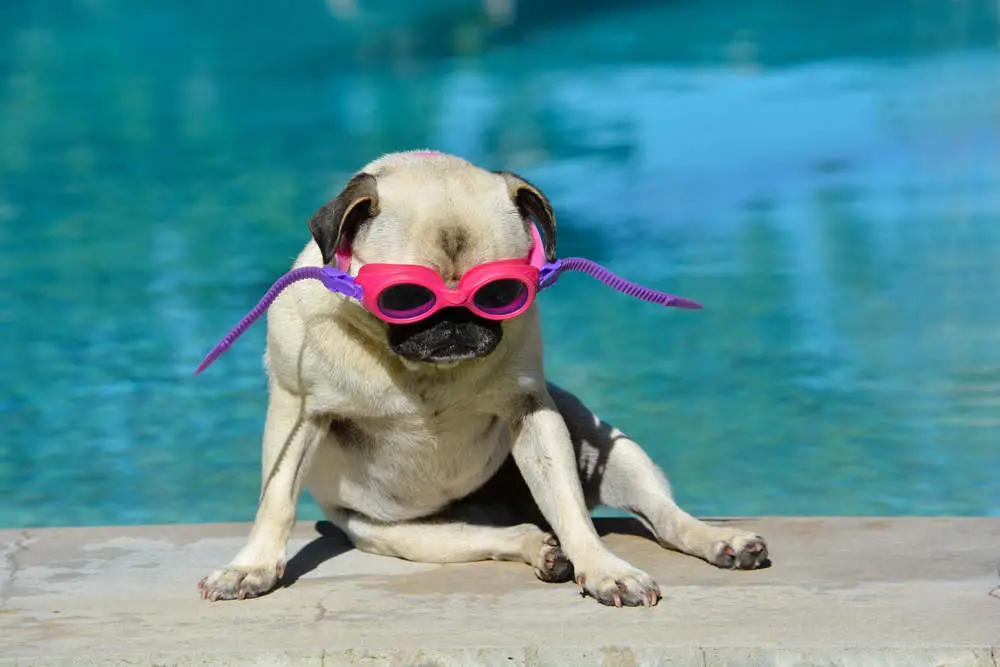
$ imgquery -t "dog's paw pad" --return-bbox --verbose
[712,534,769,570]
[533,533,574,583]
[197,564,283,601]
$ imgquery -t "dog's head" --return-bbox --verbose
[307,151,557,366]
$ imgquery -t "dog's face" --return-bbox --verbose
[307,152,557,366]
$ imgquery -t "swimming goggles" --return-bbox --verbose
[195,224,701,374]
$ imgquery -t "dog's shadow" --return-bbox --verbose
[280,521,355,587]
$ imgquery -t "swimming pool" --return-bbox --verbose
[2,0,999,528]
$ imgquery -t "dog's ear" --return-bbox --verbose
[308,173,380,265]
[496,171,557,262]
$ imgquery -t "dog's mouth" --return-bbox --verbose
[386,307,503,364]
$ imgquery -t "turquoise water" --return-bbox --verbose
[2,0,999,528]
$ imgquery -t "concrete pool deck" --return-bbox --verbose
[1,518,998,666]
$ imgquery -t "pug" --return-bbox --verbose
[197,150,768,607]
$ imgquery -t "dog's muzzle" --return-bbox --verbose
[386,307,503,364]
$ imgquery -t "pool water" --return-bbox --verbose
[2,0,999,528]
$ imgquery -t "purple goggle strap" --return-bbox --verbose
[193,266,360,375]
[538,258,702,309]
[194,259,702,375]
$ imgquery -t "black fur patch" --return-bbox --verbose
[329,418,367,448]
[437,226,469,264]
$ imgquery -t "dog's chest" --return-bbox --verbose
[308,404,511,522]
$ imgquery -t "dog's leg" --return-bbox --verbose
[325,507,574,583]
[549,384,769,570]
[511,391,661,607]
[198,382,326,601]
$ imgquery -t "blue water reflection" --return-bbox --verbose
[2,0,998,527]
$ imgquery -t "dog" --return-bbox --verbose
[197,150,768,607]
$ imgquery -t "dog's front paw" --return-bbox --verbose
[711,532,769,570]
[197,562,284,601]
[575,556,661,607]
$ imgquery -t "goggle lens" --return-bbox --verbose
[472,278,530,315]
[376,283,436,318]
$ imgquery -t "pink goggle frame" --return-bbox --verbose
[333,226,547,325]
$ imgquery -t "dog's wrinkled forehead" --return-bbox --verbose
[307,150,558,281]
[357,154,526,277]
